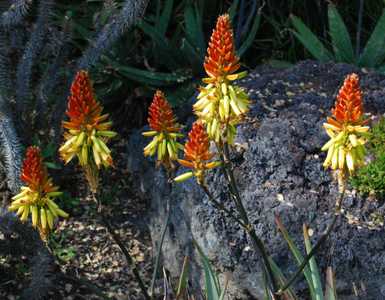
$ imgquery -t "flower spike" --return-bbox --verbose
[59,70,117,192]
[143,90,183,169]
[9,146,68,240]
[204,14,240,81]
[194,14,250,144]
[321,73,369,189]
[175,122,220,184]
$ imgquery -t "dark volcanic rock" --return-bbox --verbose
[126,61,385,299]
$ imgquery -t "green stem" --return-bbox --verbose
[92,193,150,300]
[216,142,279,294]
[149,199,171,297]
[200,183,247,228]
[276,191,345,295]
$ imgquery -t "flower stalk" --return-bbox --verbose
[278,73,369,295]
[59,70,117,193]
[194,14,250,145]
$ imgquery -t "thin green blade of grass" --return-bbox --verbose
[359,9,385,68]
[303,224,324,300]
[176,256,189,298]
[219,273,229,300]
[268,257,298,300]
[194,240,221,300]
[328,4,355,63]
[275,215,317,299]
[290,14,333,62]
[263,270,273,300]
[324,267,337,300]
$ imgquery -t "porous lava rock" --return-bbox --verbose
[127,61,385,299]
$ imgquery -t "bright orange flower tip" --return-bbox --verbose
[331,73,364,126]
[148,90,180,133]
[64,70,108,132]
[20,146,47,191]
[204,14,240,79]
[183,122,214,165]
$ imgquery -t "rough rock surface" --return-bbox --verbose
[127,61,385,299]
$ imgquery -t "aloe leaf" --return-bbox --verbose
[228,0,240,20]
[184,1,205,59]
[275,216,317,299]
[194,240,221,300]
[263,270,273,300]
[238,9,261,57]
[324,267,337,300]
[291,15,333,62]
[268,257,298,300]
[113,64,190,87]
[376,65,385,74]
[138,21,181,69]
[303,224,324,300]
[267,59,293,69]
[180,38,204,69]
[158,0,173,36]
[328,4,355,63]
[176,256,189,298]
[359,9,385,67]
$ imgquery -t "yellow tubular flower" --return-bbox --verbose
[194,14,250,144]
[321,73,369,188]
[59,70,117,192]
[9,146,68,240]
[143,90,183,169]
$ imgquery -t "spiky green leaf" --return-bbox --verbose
[291,14,333,62]
[359,9,385,67]
[328,4,355,63]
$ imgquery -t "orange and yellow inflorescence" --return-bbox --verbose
[194,14,250,144]
[174,122,220,184]
[321,73,369,175]
[59,70,117,192]
[9,146,68,239]
[143,90,183,168]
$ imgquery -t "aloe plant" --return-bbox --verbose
[167,243,228,300]
[268,216,338,300]
[291,3,385,71]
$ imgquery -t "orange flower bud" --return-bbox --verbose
[148,90,180,133]
[63,70,110,132]
[20,146,56,193]
[330,73,365,128]
[176,122,219,183]
[143,91,183,167]
[204,14,240,80]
